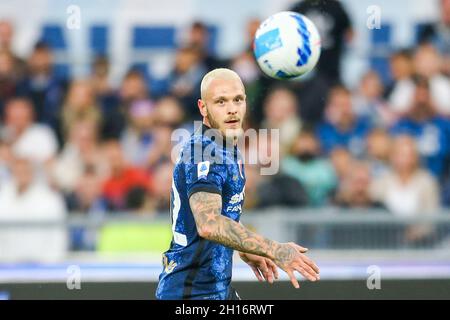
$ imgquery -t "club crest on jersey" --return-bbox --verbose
[163,254,177,274]
[197,161,210,179]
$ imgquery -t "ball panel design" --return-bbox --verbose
[254,11,321,80]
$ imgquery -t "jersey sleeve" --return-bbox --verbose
[183,138,228,198]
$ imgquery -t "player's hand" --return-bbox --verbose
[239,252,279,284]
[272,242,320,288]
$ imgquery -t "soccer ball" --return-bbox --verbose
[253,11,321,80]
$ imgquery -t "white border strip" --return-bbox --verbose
[1,262,450,283]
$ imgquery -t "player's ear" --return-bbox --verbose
[198,99,208,117]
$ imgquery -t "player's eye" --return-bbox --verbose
[234,96,243,103]
[216,99,225,105]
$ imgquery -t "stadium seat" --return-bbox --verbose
[369,24,392,84]
[40,24,67,50]
[132,26,176,49]
[90,25,109,55]
[371,23,391,45]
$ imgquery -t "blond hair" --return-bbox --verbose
[200,68,243,101]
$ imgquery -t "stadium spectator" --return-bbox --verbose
[0,20,15,52]
[0,20,26,79]
[101,140,152,211]
[120,99,156,168]
[260,86,302,157]
[119,69,149,103]
[50,119,105,194]
[329,147,354,182]
[153,95,186,128]
[316,85,372,157]
[240,17,261,53]
[241,164,263,210]
[388,45,450,116]
[65,163,107,251]
[334,161,381,208]
[61,80,102,141]
[90,55,114,97]
[365,128,392,178]
[229,49,260,90]
[290,0,353,85]
[0,140,13,183]
[230,50,262,117]
[233,17,280,125]
[290,72,332,126]
[66,163,106,214]
[167,45,207,120]
[352,70,395,127]
[148,161,173,214]
[256,173,308,209]
[412,44,450,115]
[248,132,308,208]
[184,21,220,71]
[101,69,149,139]
[370,135,440,245]
[281,129,337,206]
[0,49,19,114]
[146,96,186,169]
[0,97,58,164]
[418,0,450,76]
[0,157,67,262]
[385,49,415,113]
[16,41,66,133]
[390,75,450,179]
[229,18,264,119]
[146,122,175,170]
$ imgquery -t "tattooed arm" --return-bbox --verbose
[189,191,320,287]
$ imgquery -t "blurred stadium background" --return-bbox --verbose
[0,0,450,299]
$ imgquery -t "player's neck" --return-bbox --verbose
[201,122,238,147]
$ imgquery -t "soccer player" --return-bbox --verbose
[156,68,320,300]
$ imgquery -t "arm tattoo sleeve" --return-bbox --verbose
[189,192,292,262]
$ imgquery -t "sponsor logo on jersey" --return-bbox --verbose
[229,191,245,205]
[226,189,245,213]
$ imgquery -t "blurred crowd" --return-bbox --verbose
[0,0,449,255]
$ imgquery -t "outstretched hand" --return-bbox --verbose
[239,252,279,284]
[272,242,320,289]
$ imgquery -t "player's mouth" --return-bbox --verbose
[224,118,240,126]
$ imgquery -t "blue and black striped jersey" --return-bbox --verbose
[156,125,246,300]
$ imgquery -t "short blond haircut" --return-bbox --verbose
[200,68,244,101]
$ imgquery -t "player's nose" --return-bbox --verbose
[226,102,238,114]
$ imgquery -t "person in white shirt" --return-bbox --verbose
[370,135,440,245]
[0,98,58,164]
[50,119,105,193]
[388,44,450,116]
[0,157,67,262]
